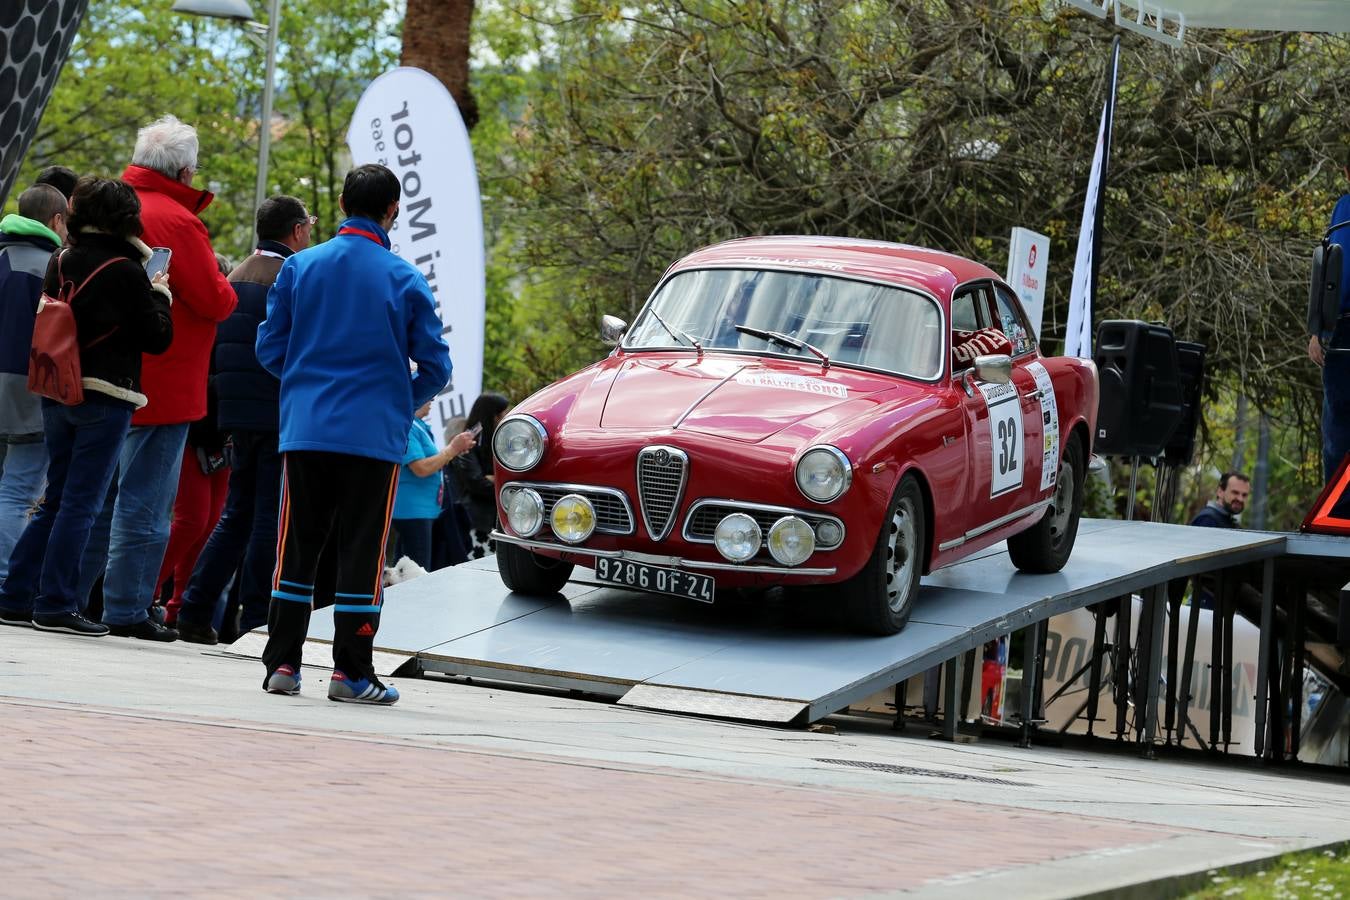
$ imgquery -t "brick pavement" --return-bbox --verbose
[0,698,1188,898]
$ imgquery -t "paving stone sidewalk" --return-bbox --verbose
[4,629,1349,898]
[4,698,1190,898]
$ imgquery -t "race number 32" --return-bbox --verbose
[980,382,1023,497]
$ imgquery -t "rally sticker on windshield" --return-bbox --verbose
[979,381,1022,498]
[1027,361,1060,492]
[734,371,848,398]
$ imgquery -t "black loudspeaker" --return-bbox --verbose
[1309,239,1344,338]
[1092,320,1184,458]
[1164,341,1205,466]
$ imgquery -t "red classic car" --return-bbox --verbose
[490,236,1098,634]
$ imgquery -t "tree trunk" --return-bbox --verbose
[1250,411,1271,529]
[1231,393,1248,474]
[401,0,478,130]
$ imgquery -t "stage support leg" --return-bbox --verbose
[1209,571,1226,750]
[892,679,907,731]
[943,654,961,741]
[1086,607,1109,737]
[1019,619,1046,748]
[1114,594,1133,740]
[1177,580,1204,750]
[1254,559,1275,759]
[1142,584,1168,757]
[1222,577,1235,752]
[1165,578,1185,744]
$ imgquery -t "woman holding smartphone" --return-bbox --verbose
[452,392,510,560]
[0,177,174,636]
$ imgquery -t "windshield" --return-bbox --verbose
[623,268,943,379]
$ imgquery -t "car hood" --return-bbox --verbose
[597,354,900,442]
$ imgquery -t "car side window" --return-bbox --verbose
[951,290,981,333]
[991,283,1035,357]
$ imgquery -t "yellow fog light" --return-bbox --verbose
[550,493,596,544]
[767,516,816,566]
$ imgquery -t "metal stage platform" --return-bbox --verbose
[251,519,1301,748]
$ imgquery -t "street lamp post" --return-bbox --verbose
[170,0,279,214]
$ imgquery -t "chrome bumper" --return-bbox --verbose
[490,531,838,576]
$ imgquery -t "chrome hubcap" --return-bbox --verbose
[1048,459,1075,542]
[885,499,917,614]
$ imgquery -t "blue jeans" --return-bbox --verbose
[79,423,189,625]
[1326,320,1350,480]
[0,397,132,616]
[0,437,49,585]
[178,431,281,633]
[392,517,434,569]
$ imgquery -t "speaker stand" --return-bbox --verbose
[1125,456,1142,519]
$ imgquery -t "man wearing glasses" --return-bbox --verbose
[174,196,315,645]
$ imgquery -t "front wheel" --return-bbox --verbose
[1007,435,1085,574]
[839,474,927,636]
[497,541,575,594]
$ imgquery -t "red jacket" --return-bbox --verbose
[121,165,237,424]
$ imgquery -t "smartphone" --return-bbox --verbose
[469,422,484,440]
[145,247,171,279]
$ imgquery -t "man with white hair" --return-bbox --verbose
[78,114,237,641]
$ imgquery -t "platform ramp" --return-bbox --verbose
[251,519,1283,725]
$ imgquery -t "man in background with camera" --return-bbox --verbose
[78,115,237,641]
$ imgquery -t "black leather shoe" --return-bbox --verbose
[0,607,33,627]
[32,612,109,636]
[107,619,178,642]
[176,620,218,645]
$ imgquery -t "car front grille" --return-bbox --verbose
[527,485,634,535]
[683,501,846,550]
[637,446,688,541]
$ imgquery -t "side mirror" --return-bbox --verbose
[974,354,1013,384]
[600,314,628,347]
[1309,242,1343,338]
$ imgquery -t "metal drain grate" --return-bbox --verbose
[815,758,1030,786]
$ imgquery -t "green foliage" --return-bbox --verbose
[469,1,1350,524]
[1183,845,1350,899]
[14,0,400,258]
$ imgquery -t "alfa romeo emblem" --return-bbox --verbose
[654,448,670,465]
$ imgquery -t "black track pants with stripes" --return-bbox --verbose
[261,451,398,682]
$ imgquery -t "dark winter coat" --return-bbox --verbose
[42,231,174,407]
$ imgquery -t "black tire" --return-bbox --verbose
[496,542,574,594]
[1008,434,1085,574]
[840,474,926,636]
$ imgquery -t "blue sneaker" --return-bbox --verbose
[264,664,302,695]
[327,670,399,705]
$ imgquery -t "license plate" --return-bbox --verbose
[594,557,716,603]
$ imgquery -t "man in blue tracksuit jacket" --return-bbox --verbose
[255,164,451,705]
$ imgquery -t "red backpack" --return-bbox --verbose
[27,251,127,406]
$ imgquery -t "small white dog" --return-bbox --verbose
[382,555,429,587]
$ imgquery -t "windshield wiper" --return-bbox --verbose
[649,309,702,354]
[734,324,830,369]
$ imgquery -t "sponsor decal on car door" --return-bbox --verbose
[978,380,1023,498]
[1027,361,1060,492]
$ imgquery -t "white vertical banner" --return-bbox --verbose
[1006,226,1050,338]
[1064,37,1121,360]
[347,66,485,446]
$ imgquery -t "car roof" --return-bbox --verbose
[668,235,1002,299]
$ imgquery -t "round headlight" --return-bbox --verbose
[714,512,762,563]
[550,493,596,544]
[502,487,544,538]
[815,519,844,548]
[767,516,816,566]
[795,446,852,503]
[494,416,547,472]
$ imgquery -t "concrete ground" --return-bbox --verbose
[2,627,1348,898]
